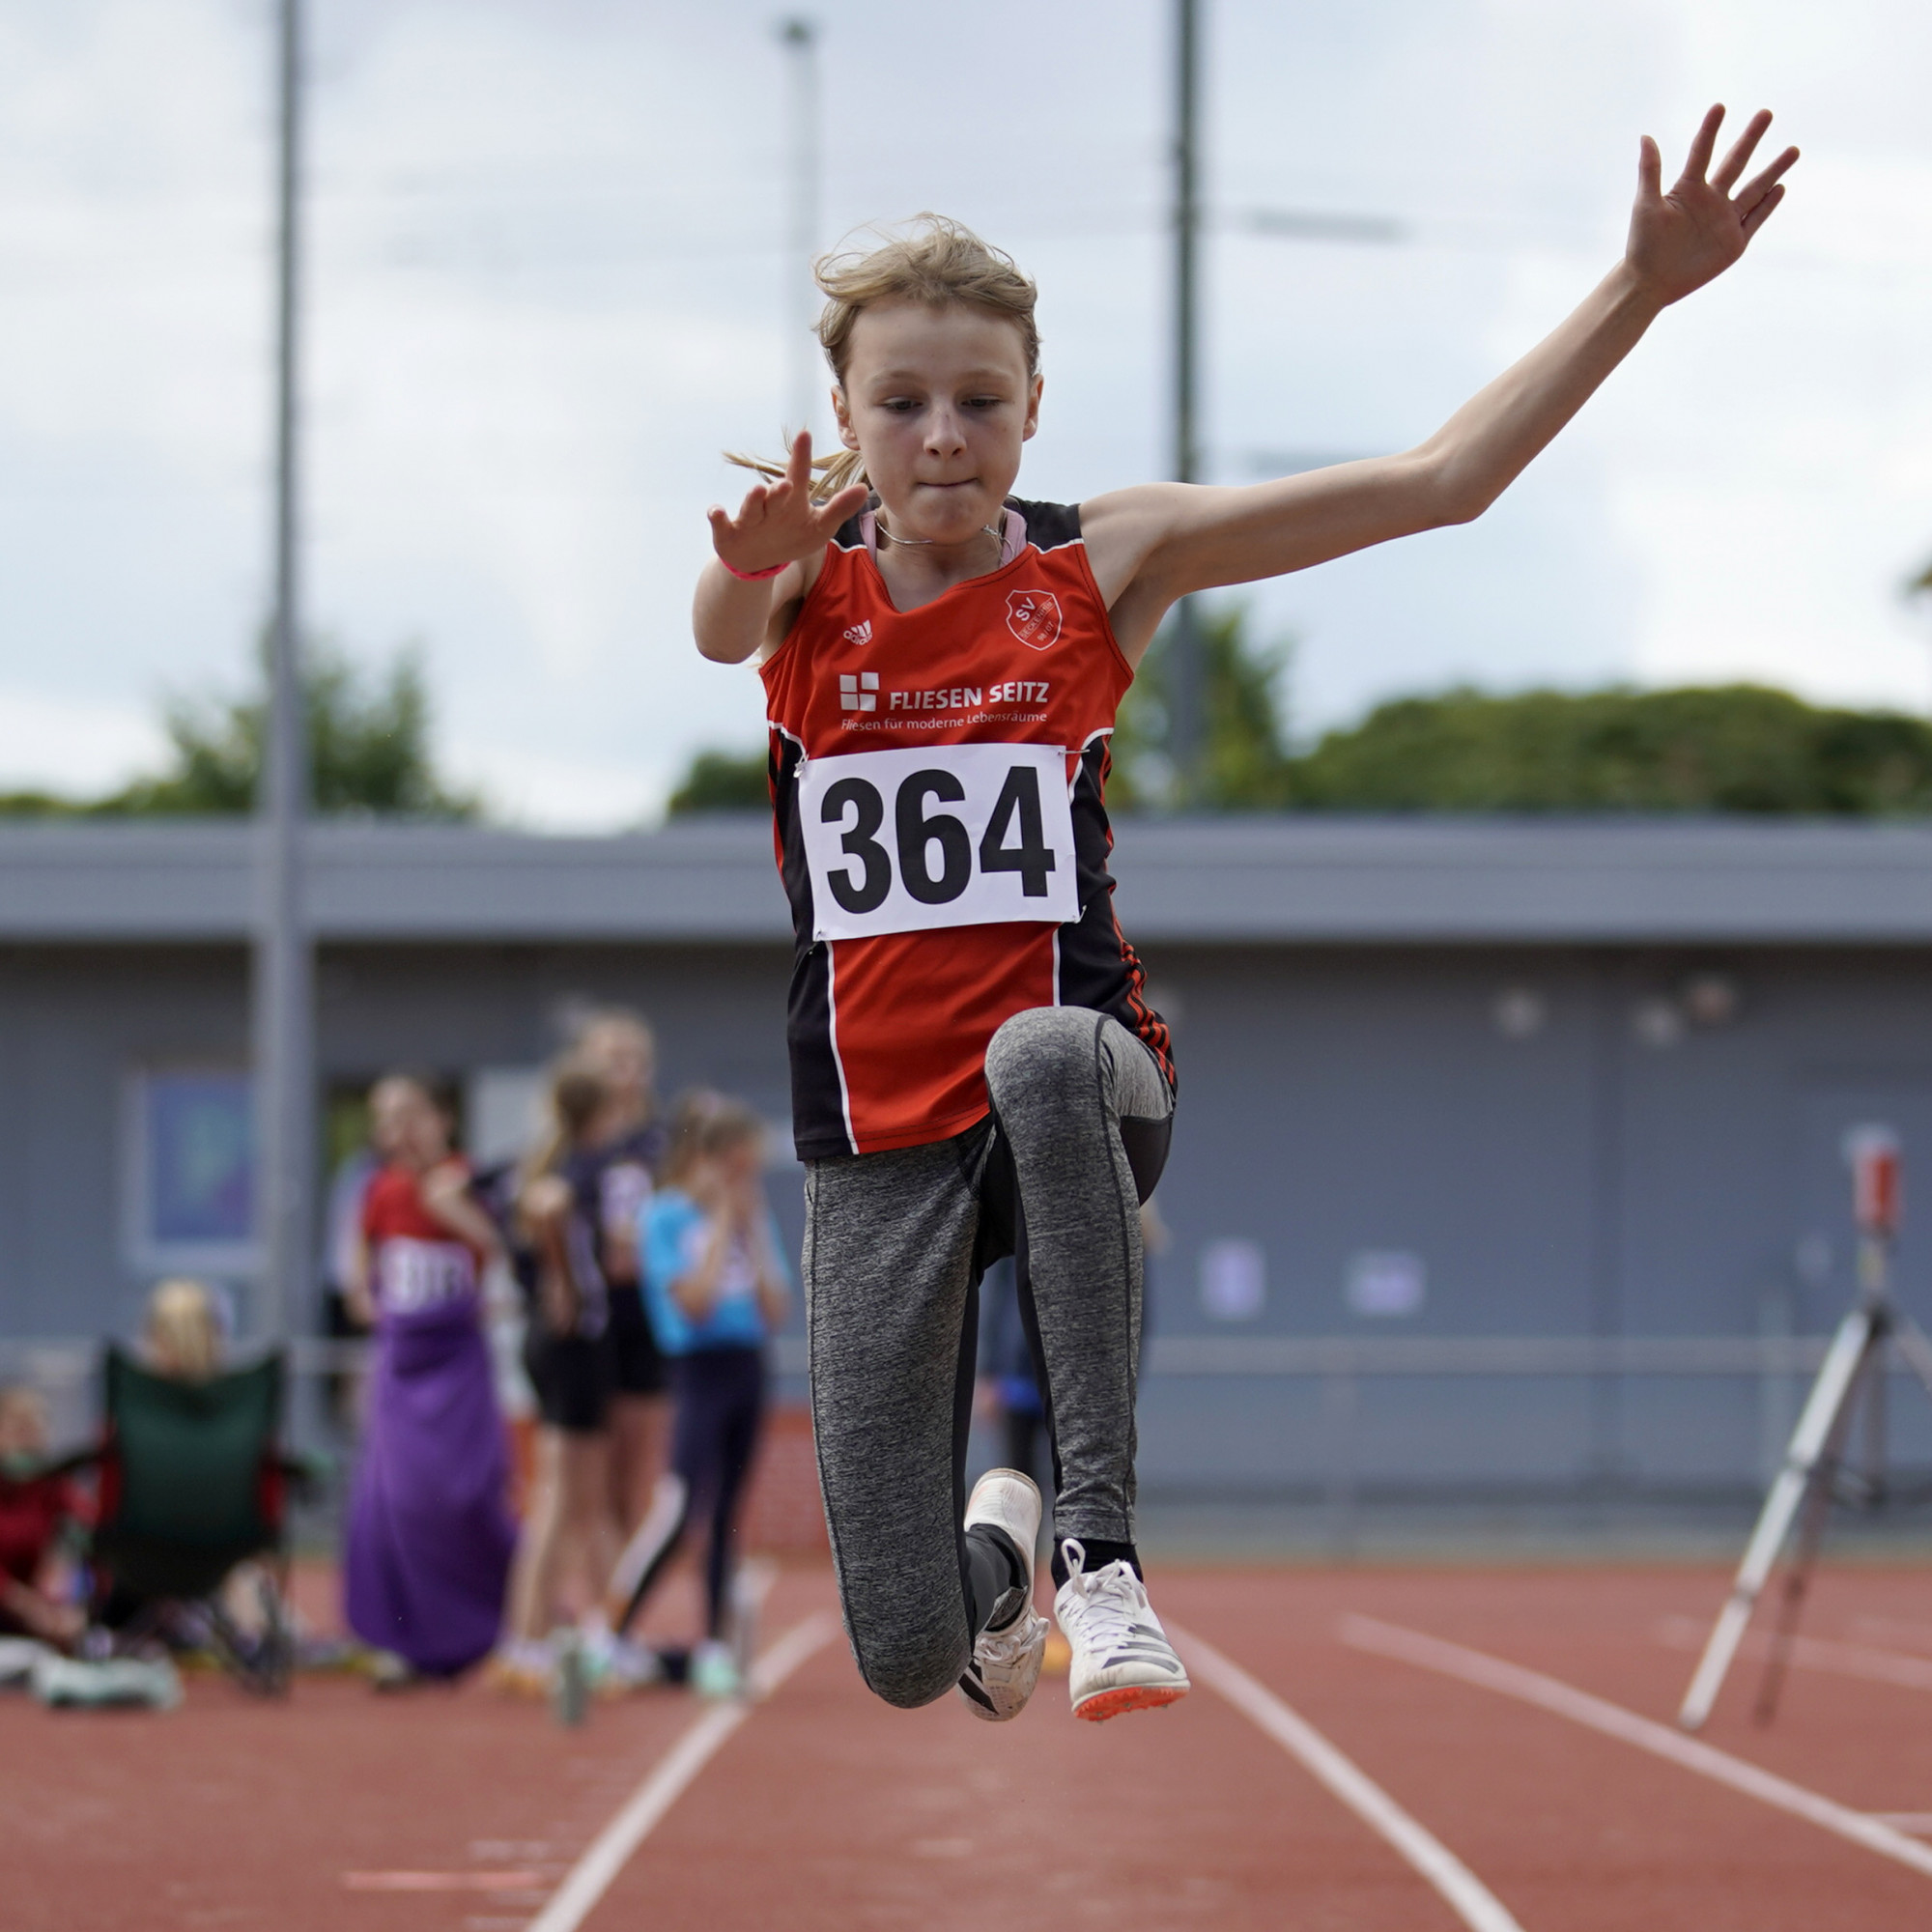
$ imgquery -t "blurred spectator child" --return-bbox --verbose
[0,1386,86,1648]
[975,1258,1049,1505]
[608,1094,789,1697]
[343,1073,517,1687]
[569,1011,671,1542]
[489,1064,631,1693]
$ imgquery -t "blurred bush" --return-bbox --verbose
[0,639,477,820]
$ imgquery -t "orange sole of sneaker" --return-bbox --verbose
[1072,1681,1189,1722]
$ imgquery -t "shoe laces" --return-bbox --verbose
[1057,1539,1148,1651]
[977,1607,1045,1667]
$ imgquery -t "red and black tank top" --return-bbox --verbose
[760,497,1174,1159]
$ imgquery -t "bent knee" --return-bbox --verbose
[985,1007,1096,1103]
[853,1630,969,1710]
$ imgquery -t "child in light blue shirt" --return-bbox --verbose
[608,1094,789,1696]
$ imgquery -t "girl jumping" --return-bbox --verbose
[693,107,1796,1722]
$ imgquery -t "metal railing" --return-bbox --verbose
[10,1330,1924,1555]
[0,1329,1861,1387]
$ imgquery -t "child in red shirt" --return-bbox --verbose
[0,1385,86,1648]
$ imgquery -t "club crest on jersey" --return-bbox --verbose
[842,621,872,646]
[1006,589,1062,652]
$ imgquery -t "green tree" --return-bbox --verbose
[1110,604,1296,810]
[666,747,770,815]
[1292,684,1932,814]
[0,639,478,820]
[0,788,84,819]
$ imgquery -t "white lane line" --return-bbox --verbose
[1652,1613,1932,1692]
[1873,1814,1932,1836]
[1340,1614,1932,1883]
[1170,1623,1526,1932]
[526,1612,839,1932]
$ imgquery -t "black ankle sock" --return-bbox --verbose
[964,1523,1029,1636]
[1049,1537,1141,1589]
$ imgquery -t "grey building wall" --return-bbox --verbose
[1132,941,1932,1493]
[7,818,1932,1498]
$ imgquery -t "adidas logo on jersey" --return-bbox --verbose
[842,621,873,646]
[839,671,878,713]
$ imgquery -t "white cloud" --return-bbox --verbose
[4,0,1932,815]
[0,685,165,796]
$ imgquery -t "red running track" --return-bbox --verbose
[7,1562,1932,1930]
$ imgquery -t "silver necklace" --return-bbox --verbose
[876,509,1006,551]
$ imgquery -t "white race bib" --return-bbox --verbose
[378,1236,476,1314]
[798,743,1079,942]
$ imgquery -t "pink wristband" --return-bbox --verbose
[719,556,788,582]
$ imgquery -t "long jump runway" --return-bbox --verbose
[7,1564,1932,1930]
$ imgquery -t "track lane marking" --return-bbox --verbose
[1170,1622,1526,1932]
[525,1611,839,1932]
[1340,1614,1932,1882]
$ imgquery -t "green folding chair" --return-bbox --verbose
[90,1347,298,1695]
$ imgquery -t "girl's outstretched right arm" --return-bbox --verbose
[693,432,868,665]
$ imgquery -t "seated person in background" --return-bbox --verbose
[144,1278,224,1381]
[0,1385,87,1648]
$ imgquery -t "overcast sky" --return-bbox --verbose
[3,0,1930,827]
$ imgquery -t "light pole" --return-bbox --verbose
[1166,0,1205,804]
[1163,0,1406,803]
[777,17,822,444]
[251,0,311,1345]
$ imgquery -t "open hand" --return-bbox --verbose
[1627,106,1798,307]
[706,431,869,578]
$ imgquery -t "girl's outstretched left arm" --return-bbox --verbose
[1088,106,1798,663]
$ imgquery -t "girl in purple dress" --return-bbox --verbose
[344,1074,516,1686]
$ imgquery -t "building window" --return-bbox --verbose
[124,1069,257,1276]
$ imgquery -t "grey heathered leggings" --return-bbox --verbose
[803,1006,1173,1710]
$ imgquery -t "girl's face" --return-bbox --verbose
[582,1022,652,1113]
[0,1392,47,1461]
[717,1135,763,1188]
[693,1135,762,1201]
[370,1080,449,1172]
[834,300,1040,543]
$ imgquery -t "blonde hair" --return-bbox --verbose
[572,1008,657,1118]
[146,1279,222,1382]
[521,1061,608,1192]
[730,213,1039,503]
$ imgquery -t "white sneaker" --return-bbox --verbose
[1054,1538,1189,1721]
[956,1468,1049,1722]
[691,1638,742,1699]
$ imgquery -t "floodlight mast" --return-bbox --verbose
[251,0,312,1346]
[778,17,822,445]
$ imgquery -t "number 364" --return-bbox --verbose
[820,765,1057,912]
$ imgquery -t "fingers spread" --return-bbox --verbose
[1741,182,1786,239]
[1736,144,1800,207]
[811,484,870,533]
[1682,102,1724,184]
[1712,107,1774,193]
[1637,133,1662,199]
